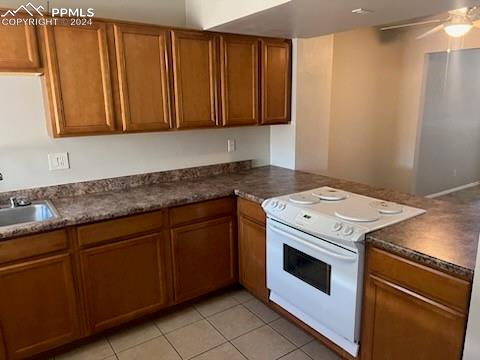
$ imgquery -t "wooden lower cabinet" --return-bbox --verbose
[237,198,269,303]
[80,233,171,332]
[0,254,80,359]
[361,247,470,360]
[171,216,237,303]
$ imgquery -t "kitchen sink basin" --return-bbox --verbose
[0,201,59,228]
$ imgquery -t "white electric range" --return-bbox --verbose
[262,187,425,357]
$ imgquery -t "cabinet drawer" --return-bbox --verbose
[238,198,265,226]
[169,197,235,227]
[77,210,166,247]
[0,230,68,264]
[368,247,470,312]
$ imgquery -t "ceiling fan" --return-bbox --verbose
[381,6,480,39]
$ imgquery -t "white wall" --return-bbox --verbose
[185,0,289,29]
[0,0,186,26]
[270,39,297,169]
[0,76,270,192]
[415,49,480,195]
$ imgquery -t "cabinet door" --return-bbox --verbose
[80,233,170,332]
[42,22,117,136]
[238,215,268,303]
[114,24,172,132]
[361,273,467,359]
[0,254,80,359]
[171,30,218,129]
[220,35,259,126]
[171,216,236,303]
[260,39,291,124]
[0,14,40,72]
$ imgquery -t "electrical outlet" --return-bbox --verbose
[228,139,236,153]
[48,153,70,171]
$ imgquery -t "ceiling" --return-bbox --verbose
[208,0,480,38]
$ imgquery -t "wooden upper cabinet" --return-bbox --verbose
[260,38,291,124]
[0,254,80,359]
[114,24,172,132]
[220,35,259,126]
[171,30,218,129]
[42,22,118,136]
[0,14,40,72]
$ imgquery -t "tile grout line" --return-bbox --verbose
[108,321,164,356]
[267,321,305,345]
[152,317,189,360]
[194,299,241,318]
[189,342,232,360]
[156,316,204,336]
[102,336,117,359]
[54,290,327,360]
[228,339,251,360]
[163,334,185,360]
[238,298,315,350]
[299,347,315,360]
[194,294,264,359]
[209,302,268,341]
[215,301,300,360]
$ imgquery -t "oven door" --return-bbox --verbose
[266,219,362,350]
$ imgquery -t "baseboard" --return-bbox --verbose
[426,181,480,198]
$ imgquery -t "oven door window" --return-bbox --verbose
[283,244,331,295]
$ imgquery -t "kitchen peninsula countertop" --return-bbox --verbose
[1,165,478,280]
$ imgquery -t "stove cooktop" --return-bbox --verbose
[262,187,425,246]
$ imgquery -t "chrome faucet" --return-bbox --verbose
[6,197,31,208]
[9,197,17,208]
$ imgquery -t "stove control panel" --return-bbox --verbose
[262,198,366,244]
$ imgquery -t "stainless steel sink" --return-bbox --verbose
[0,201,59,228]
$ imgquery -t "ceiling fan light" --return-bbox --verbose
[444,23,473,37]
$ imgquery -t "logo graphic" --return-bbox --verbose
[1,2,44,17]
[1,2,95,26]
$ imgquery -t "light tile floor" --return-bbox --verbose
[53,288,340,360]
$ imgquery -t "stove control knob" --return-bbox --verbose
[278,203,286,211]
[333,222,343,232]
[271,200,279,208]
[343,226,354,236]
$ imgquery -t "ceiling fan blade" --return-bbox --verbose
[416,24,445,39]
[381,18,446,31]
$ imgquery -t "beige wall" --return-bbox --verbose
[328,28,405,189]
[295,35,334,174]
[294,23,480,193]
[0,76,270,192]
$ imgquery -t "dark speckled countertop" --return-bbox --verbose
[1,165,479,280]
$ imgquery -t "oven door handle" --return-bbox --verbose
[268,223,357,262]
